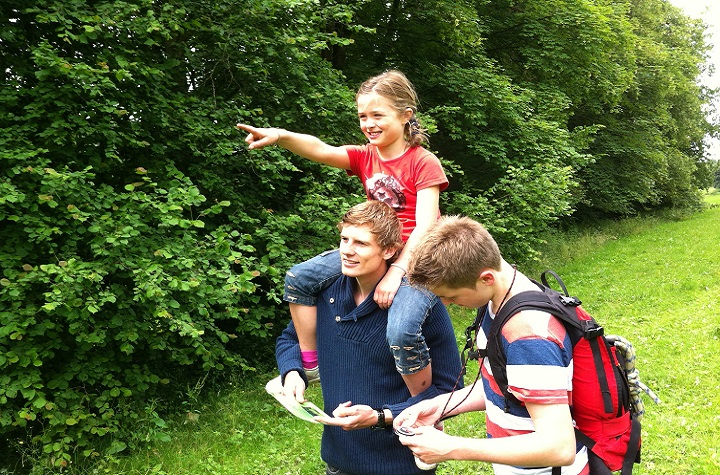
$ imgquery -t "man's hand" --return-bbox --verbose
[282,370,307,403]
[314,401,376,430]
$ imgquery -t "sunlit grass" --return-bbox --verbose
[704,187,720,206]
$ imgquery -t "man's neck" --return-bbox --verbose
[352,264,388,306]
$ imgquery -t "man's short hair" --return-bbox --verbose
[409,216,502,289]
[338,200,403,252]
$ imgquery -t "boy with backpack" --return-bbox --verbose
[394,215,643,475]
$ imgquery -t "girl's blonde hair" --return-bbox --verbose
[356,70,429,147]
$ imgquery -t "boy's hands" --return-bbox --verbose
[396,425,455,466]
[393,398,443,429]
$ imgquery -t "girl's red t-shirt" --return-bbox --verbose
[345,144,448,242]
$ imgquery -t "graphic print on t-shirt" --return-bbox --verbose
[367,173,406,211]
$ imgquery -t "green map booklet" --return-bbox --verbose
[265,376,329,424]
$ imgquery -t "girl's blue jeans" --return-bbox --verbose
[283,249,433,375]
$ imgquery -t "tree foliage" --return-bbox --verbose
[0,0,717,467]
[573,0,714,214]
[0,163,260,465]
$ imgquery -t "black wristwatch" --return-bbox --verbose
[371,408,387,430]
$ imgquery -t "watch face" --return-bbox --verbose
[373,409,386,428]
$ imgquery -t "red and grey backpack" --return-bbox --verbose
[472,270,659,475]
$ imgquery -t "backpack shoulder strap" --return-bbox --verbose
[486,273,603,408]
[492,279,588,339]
[485,284,569,407]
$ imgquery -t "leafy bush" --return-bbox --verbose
[445,164,574,263]
[0,161,265,466]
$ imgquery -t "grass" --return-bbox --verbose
[705,187,720,206]
[12,195,720,474]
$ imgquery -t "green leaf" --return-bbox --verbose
[33,396,48,408]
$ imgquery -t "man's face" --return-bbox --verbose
[339,223,392,279]
[430,282,490,309]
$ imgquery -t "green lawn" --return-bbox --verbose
[93,200,720,474]
[704,188,720,206]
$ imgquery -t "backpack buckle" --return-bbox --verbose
[463,326,475,351]
[560,295,582,307]
[582,321,604,338]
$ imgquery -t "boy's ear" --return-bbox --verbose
[478,269,496,286]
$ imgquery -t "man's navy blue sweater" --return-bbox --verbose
[276,276,463,475]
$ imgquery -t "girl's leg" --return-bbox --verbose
[387,283,435,396]
[401,365,433,397]
[288,303,319,381]
[283,250,342,381]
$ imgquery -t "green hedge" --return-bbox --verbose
[0,162,266,466]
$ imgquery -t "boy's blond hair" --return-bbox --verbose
[409,216,502,289]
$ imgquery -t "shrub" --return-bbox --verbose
[0,161,265,466]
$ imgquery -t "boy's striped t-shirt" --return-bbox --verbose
[478,305,590,475]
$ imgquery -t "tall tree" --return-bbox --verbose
[576,0,713,214]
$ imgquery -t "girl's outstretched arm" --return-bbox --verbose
[237,123,351,170]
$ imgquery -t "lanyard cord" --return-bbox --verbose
[434,266,517,424]
[434,355,483,425]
